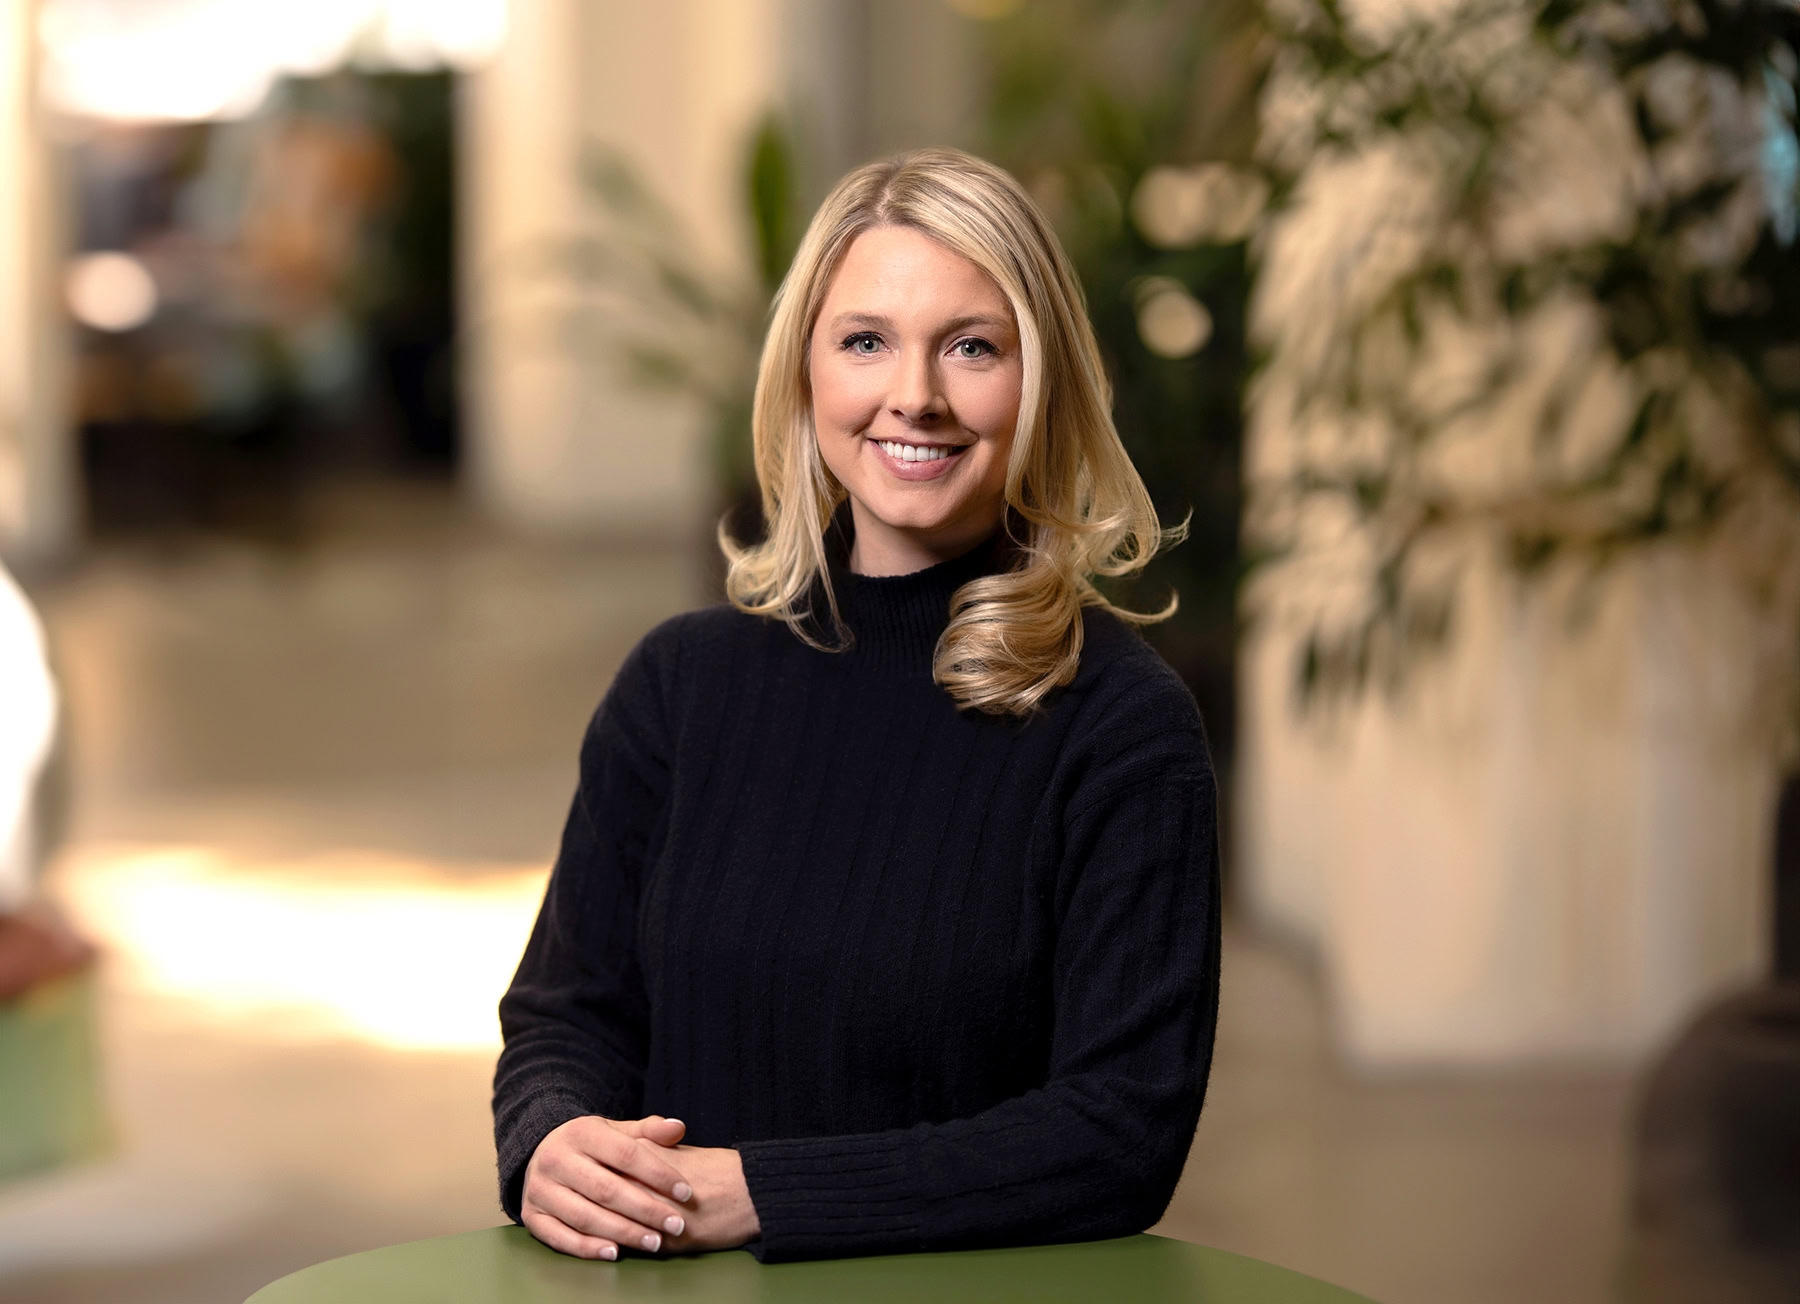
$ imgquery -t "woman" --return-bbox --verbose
[493,146,1221,1264]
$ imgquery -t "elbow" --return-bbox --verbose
[1119,1170,1182,1238]
[1081,1183,1173,1245]
[1105,1121,1193,1236]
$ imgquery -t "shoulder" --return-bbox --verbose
[649,599,773,657]
[1068,605,1205,737]
[584,602,748,745]
[1040,605,1212,813]
[612,601,763,689]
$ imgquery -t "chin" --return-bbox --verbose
[859,492,963,533]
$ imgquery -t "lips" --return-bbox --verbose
[867,435,969,450]
[869,436,969,479]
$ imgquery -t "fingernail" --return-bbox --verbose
[664,1215,685,1235]
[665,1118,684,1128]
[642,1233,661,1251]
[673,1182,692,1202]
[602,1246,617,1261]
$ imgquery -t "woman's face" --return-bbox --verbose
[808,224,1023,576]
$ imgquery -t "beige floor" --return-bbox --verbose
[2,483,1638,1304]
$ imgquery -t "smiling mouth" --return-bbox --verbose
[869,436,970,464]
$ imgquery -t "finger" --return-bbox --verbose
[545,1144,688,1240]
[521,1206,618,1261]
[532,1177,672,1255]
[616,1114,686,1147]
[581,1121,695,1205]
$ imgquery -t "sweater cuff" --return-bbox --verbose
[496,1089,597,1225]
[733,1129,926,1263]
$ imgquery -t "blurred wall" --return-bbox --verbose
[459,0,773,536]
[1239,534,1774,1067]
[0,0,76,568]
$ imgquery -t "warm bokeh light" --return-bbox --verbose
[63,251,157,332]
[54,845,546,1051]
[1132,162,1269,248]
[38,0,508,123]
[1135,276,1213,359]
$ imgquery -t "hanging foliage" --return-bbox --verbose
[1248,0,1800,756]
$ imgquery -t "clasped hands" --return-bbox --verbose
[521,1115,761,1260]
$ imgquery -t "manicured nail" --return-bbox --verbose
[673,1182,692,1202]
[602,1246,617,1261]
[664,1215,685,1235]
[642,1233,661,1251]
[665,1118,684,1128]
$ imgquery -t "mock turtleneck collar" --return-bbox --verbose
[816,498,1012,671]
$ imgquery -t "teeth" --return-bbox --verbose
[877,440,955,463]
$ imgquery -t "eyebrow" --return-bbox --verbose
[826,311,1015,337]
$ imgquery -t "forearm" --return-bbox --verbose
[494,945,650,1223]
[492,1044,635,1225]
[732,1071,1203,1262]
[495,616,681,1232]
[494,771,655,1222]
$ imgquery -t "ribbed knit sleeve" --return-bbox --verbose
[491,620,677,1226]
[733,680,1221,1263]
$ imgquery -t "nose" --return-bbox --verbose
[889,348,946,427]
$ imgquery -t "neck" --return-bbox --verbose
[845,499,1006,577]
[817,499,1011,672]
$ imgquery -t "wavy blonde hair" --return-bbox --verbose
[718,146,1186,716]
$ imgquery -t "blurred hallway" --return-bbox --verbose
[2,481,1636,1304]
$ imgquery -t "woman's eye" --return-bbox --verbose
[952,337,997,359]
[843,333,882,355]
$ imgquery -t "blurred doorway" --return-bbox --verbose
[34,0,505,545]
[65,70,461,541]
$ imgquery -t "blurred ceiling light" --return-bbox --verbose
[39,0,508,123]
[1134,276,1213,360]
[1131,162,1270,247]
[65,251,158,331]
[380,0,509,68]
[56,844,546,1052]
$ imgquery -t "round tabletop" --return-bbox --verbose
[245,1226,1377,1302]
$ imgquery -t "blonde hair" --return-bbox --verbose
[718,146,1185,716]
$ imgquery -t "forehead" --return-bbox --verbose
[819,225,1012,319]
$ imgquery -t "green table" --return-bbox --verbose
[246,1226,1376,1302]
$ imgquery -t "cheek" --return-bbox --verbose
[951,368,1023,444]
[810,354,882,434]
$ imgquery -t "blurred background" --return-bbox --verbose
[1,0,1796,1301]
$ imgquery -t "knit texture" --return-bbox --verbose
[493,501,1222,1262]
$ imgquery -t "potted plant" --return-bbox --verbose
[1248,0,1798,1293]
[546,112,807,594]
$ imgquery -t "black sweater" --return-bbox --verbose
[492,505,1222,1263]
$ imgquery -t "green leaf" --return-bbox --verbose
[745,115,798,293]
[649,255,726,320]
